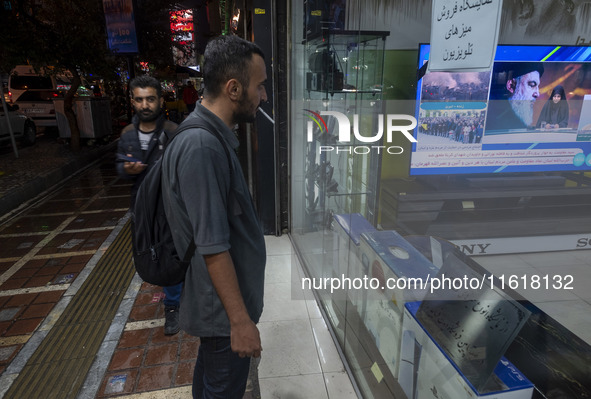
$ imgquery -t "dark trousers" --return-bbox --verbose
[193,336,251,398]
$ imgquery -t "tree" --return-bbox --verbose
[0,0,117,151]
[0,0,188,151]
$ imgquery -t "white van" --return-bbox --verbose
[7,65,83,101]
[9,66,92,129]
[8,65,57,102]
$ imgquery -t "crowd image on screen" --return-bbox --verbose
[418,112,486,144]
[421,82,490,101]
[420,71,491,102]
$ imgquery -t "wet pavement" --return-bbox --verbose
[0,133,115,219]
[0,136,261,398]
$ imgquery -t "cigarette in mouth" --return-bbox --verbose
[258,107,275,124]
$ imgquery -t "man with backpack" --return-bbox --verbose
[116,75,183,336]
[161,35,268,398]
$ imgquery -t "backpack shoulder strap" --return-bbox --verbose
[171,118,233,178]
[158,121,180,147]
[163,117,234,262]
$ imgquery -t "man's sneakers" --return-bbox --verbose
[164,305,180,335]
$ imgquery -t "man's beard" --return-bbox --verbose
[136,107,161,123]
[509,94,534,127]
[233,93,257,124]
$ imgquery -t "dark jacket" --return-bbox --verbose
[116,114,178,204]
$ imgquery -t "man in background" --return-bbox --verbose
[183,82,198,113]
[116,75,183,336]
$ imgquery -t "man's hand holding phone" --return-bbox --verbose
[120,154,146,175]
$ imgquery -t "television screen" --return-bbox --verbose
[411,44,591,175]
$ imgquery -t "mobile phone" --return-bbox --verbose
[117,155,142,163]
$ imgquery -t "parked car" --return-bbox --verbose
[8,65,56,103]
[8,65,90,102]
[14,89,61,129]
[0,103,37,146]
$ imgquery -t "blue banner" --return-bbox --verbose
[103,0,139,54]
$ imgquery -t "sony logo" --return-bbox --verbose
[459,243,491,255]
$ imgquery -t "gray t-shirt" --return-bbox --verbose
[161,103,266,337]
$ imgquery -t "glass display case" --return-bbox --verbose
[303,30,389,232]
[291,3,591,399]
[304,30,389,97]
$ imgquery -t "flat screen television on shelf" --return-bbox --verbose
[411,44,591,176]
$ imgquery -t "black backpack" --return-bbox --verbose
[131,119,233,286]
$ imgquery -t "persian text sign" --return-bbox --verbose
[428,0,503,72]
